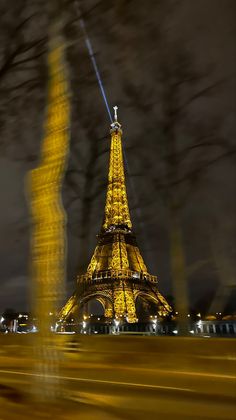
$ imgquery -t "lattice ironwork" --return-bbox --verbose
[60,109,171,323]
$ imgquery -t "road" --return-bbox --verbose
[0,335,235,419]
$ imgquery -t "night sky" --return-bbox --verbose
[0,0,235,313]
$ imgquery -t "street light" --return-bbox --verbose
[114,319,120,334]
[152,319,158,335]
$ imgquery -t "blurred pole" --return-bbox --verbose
[209,226,236,314]
[28,1,70,400]
[169,208,189,336]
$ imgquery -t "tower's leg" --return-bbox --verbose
[59,293,77,320]
[113,283,126,319]
[113,282,137,323]
[124,288,137,323]
[104,301,113,318]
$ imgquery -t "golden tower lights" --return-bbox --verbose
[60,107,171,325]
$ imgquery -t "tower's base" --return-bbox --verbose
[57,319,176,335]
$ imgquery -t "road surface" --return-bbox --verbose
[0,335,235,419]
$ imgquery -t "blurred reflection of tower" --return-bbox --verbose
[29,2,70,400]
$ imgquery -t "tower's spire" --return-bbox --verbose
[110,104,122,132]
[113,105,118,122]
[103,106,132,231]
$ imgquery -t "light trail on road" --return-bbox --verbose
[0,369,194,393]
[117,366,236,380]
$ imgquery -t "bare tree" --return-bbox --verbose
[149,41,235,333]
[63,1,236,330]
[0,1,48,159]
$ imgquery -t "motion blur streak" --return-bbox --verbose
[27,8,70,400]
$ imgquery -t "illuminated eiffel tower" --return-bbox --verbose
[60,107,171,323]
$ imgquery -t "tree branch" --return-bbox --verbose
[171,136,234,163]
[11,49,47,67]
[0,78,40,93]
[171,149,236,188]
[177,78,226,114]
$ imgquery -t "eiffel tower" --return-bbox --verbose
[60,107,171,324]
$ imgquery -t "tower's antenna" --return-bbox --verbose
[113,105,118,122]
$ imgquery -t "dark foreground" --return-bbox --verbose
[0,335,235,419]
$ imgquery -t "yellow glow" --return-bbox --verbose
[60,119,172,322]
[103,130,132,230]
[29,41,70,333]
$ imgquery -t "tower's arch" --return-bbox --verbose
[135,292,165,320]
[80,293,113,319]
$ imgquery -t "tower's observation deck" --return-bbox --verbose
[60,107,171,323]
